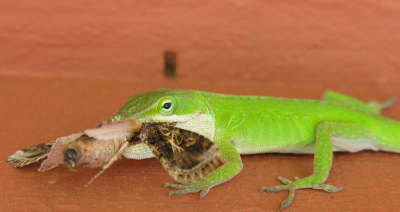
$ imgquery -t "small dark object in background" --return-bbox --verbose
[164,51,177,78]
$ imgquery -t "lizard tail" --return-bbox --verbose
[6,139,56,168]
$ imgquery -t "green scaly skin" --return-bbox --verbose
[109,89,400,209]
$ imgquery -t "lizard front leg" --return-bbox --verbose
[165,139,243,198]
[260,121,377,209]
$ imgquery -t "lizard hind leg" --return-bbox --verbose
[260,121,377,209]
[323,91,396,115]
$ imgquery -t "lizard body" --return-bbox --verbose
[110,89,400,209]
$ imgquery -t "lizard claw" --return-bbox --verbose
[199,187,210,199]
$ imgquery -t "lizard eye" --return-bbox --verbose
[162,102,172,110]
[158,98,175,115]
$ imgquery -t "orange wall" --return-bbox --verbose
[1,1,399,91]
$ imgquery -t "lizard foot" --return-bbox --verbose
[260,176,343,209]
[165,182,211,198]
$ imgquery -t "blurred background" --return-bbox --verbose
[1,0,399,91]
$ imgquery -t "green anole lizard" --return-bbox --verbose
[107,89,400,209]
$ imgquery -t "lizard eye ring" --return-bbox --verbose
[158,98,175,115]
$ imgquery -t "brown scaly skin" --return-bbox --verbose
[141,123,220,184]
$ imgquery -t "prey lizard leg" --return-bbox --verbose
[260,121,376,209]
[85,141,129,187]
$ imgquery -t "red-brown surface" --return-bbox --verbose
[1,0,400,211]
[1,76,400,211]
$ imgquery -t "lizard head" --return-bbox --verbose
[107,89,215,139]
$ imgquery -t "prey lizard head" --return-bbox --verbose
[108,89,215,140]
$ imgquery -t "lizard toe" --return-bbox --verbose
[277,176,292,185]
[165,182,207,197]
[260,185,289,193]
[165,182,185,189]
[312,184,343,192]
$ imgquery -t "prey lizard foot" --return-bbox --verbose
[260,176,343,209]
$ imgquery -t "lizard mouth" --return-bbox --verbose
[139,122,220,183]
